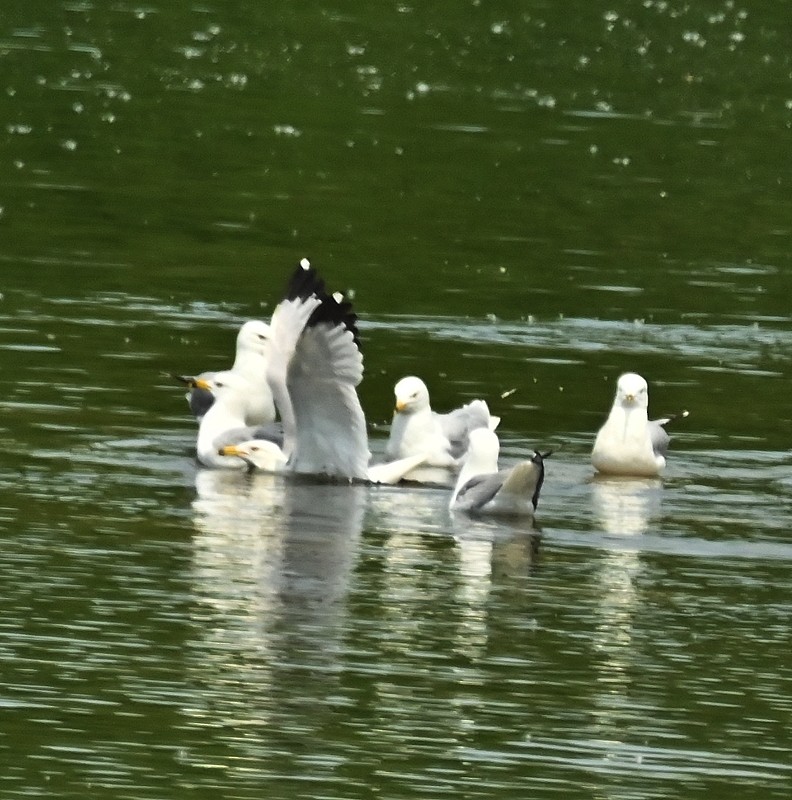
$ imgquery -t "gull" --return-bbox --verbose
[197,259,370,480]
[384,375,499,469]
[450,428,549,517]
[195,371,283,469]
[591,372,688,477]
[175,319,275,425]
[219,438,428,485]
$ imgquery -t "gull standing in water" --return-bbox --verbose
[175,319,275,425]
[449,428,549,517]
[591,372,687,477]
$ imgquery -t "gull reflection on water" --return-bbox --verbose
[191,469,366,619]
[588,476,664,741]
[182,469,366,770]
[591,475,663,538]
[450,516,542,658]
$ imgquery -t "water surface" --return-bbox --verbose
[1,2,791,798]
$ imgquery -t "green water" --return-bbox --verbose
[1,2,791,798]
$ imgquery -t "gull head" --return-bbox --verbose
[236,319,271,355]
[615,372,649,410]
[219,440,287,472]
[393,376,431,414]
[195,370,249,401]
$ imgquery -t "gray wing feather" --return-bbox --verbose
[439,400,493,458]
[649,420,670,456]
[453,471,506,512]
[287,322,369,480]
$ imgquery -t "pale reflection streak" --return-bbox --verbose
[182,470,365,774]
[588,477,663,740]
[372,482,540,659]
[451,518,541,658]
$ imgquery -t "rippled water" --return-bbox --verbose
[2,1,792,798]
[2,287,791,798]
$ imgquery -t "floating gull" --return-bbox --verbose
[195,371,283,469]
[220,438,428,485]
[175,319,275,425]
[197,259,370,480]
[385,376,499,472]
[450,428,549,517]
[591,372,688,477]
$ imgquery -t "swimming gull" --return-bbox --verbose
[195,371,283,469]
[591,372,688,477]
[384,375,499,472]
[195,260,370,479]
[450,428,549,517]
[219,438,428,485]
[175,319,275,425]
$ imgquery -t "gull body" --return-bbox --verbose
[197,260,370,481]
[591,372,684,477]
[195,372,282,469]
[385,376,499,475]
[450,428,548,517]
[220,439,427,485]
[178,319,275,425]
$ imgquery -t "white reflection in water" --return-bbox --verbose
[591,476,662,538]
[453,534,492,656]
[450,517,541,657]
[183,470,365,770]
[372,482,541,658]
[370,484,449,648]
[589,478,662,738]
[191,470,365,617]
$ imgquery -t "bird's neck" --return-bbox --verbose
[197,400,245,456]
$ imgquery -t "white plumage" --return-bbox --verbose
[450,428,548,517]
[591,372,686,477]
[196,260,370,481]
[385,376,499,473]
[177,318,275,425]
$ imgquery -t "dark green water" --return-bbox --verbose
[1,2,791,798]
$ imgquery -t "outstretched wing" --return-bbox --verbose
[267,260,369,480]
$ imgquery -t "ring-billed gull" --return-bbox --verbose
[219,438,428,485]
[449,428,549,517]
[591,372,688,477]
[197,259,370,480]
[175,319,275,425]
[385,375,499,470]
[195,371,283,469]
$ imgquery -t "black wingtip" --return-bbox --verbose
[283,258,361,348]
[284,257,326,302]
[530,450,550,511]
